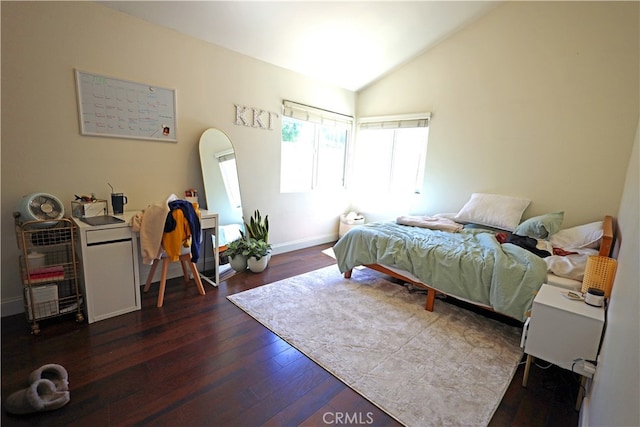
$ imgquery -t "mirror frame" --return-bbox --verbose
[198,128,243,227]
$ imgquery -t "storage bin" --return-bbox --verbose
[339,212,365,237]
[24,284,59,320]
[71,200,107,218]
[27,252,46,269]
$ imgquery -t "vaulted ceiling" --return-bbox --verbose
[100,1,500,92]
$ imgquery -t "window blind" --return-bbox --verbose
[358,113,431,130]
[282,100,353,128]
[215,149,235,163]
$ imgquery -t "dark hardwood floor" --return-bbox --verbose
[2,243,580,426]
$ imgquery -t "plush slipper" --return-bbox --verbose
[4,379,70,415]
[28,364,68,391]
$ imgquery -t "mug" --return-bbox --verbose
[585,288,605,307]
[111,193,128,215]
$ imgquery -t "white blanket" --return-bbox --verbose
[396,215,464,233]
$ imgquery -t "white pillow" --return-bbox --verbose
[454,193,531,231]
[545,248,598,281]
[549,221,603,249]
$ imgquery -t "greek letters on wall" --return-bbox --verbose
[234,104,279,130]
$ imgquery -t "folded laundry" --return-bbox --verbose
[396,215,464,233]
[23,266,64,285]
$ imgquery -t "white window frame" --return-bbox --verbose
[280,100,353,193]
[354,113,431,194]
[215,149,242,209]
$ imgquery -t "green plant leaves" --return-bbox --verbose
[244,209,269,243]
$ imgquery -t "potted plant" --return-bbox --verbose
[225,237,249,272]
[244,238,272,273]
[243,209,272,267]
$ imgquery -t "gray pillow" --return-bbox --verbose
[514,212,564,239]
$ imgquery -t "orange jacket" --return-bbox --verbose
[162,208,192,261]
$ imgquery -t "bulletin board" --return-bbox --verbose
[75,69,177,142]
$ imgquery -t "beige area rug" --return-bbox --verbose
[227,265,523,426]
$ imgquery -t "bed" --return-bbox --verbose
[333,193,614,322]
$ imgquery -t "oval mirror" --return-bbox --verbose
[199,128,243,245]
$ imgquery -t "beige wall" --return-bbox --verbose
[2,2,638,315]
[358,1,639,226]
[2,3,639,421]
[1,2,354,312]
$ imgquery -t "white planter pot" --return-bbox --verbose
[247,256,269,273]
[229,254,248,272]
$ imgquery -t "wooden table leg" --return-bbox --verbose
[425,288,436,311]
[522,354,533,387]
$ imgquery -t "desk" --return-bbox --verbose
[73,209,218,323]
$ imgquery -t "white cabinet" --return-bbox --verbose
[74,215,141,323]
[521,284,605,409]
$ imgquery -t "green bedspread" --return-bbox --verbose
[333,221,547,321]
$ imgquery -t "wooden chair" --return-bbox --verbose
[143,247,206,307]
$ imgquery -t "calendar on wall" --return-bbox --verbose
[75,69,177,142]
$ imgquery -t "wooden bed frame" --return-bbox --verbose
[343,215,615,313]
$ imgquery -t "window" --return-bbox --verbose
[280,101,353,192]
[216,149,242,209]
[352,114,430,194]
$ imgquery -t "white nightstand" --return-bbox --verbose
[521,284,605,410]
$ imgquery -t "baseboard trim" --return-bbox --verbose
[577,376,593,426]
[2,296,25,317]
[271,233,338,255]
[578,395,588,426]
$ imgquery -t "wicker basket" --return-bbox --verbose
[581,256,617,298]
